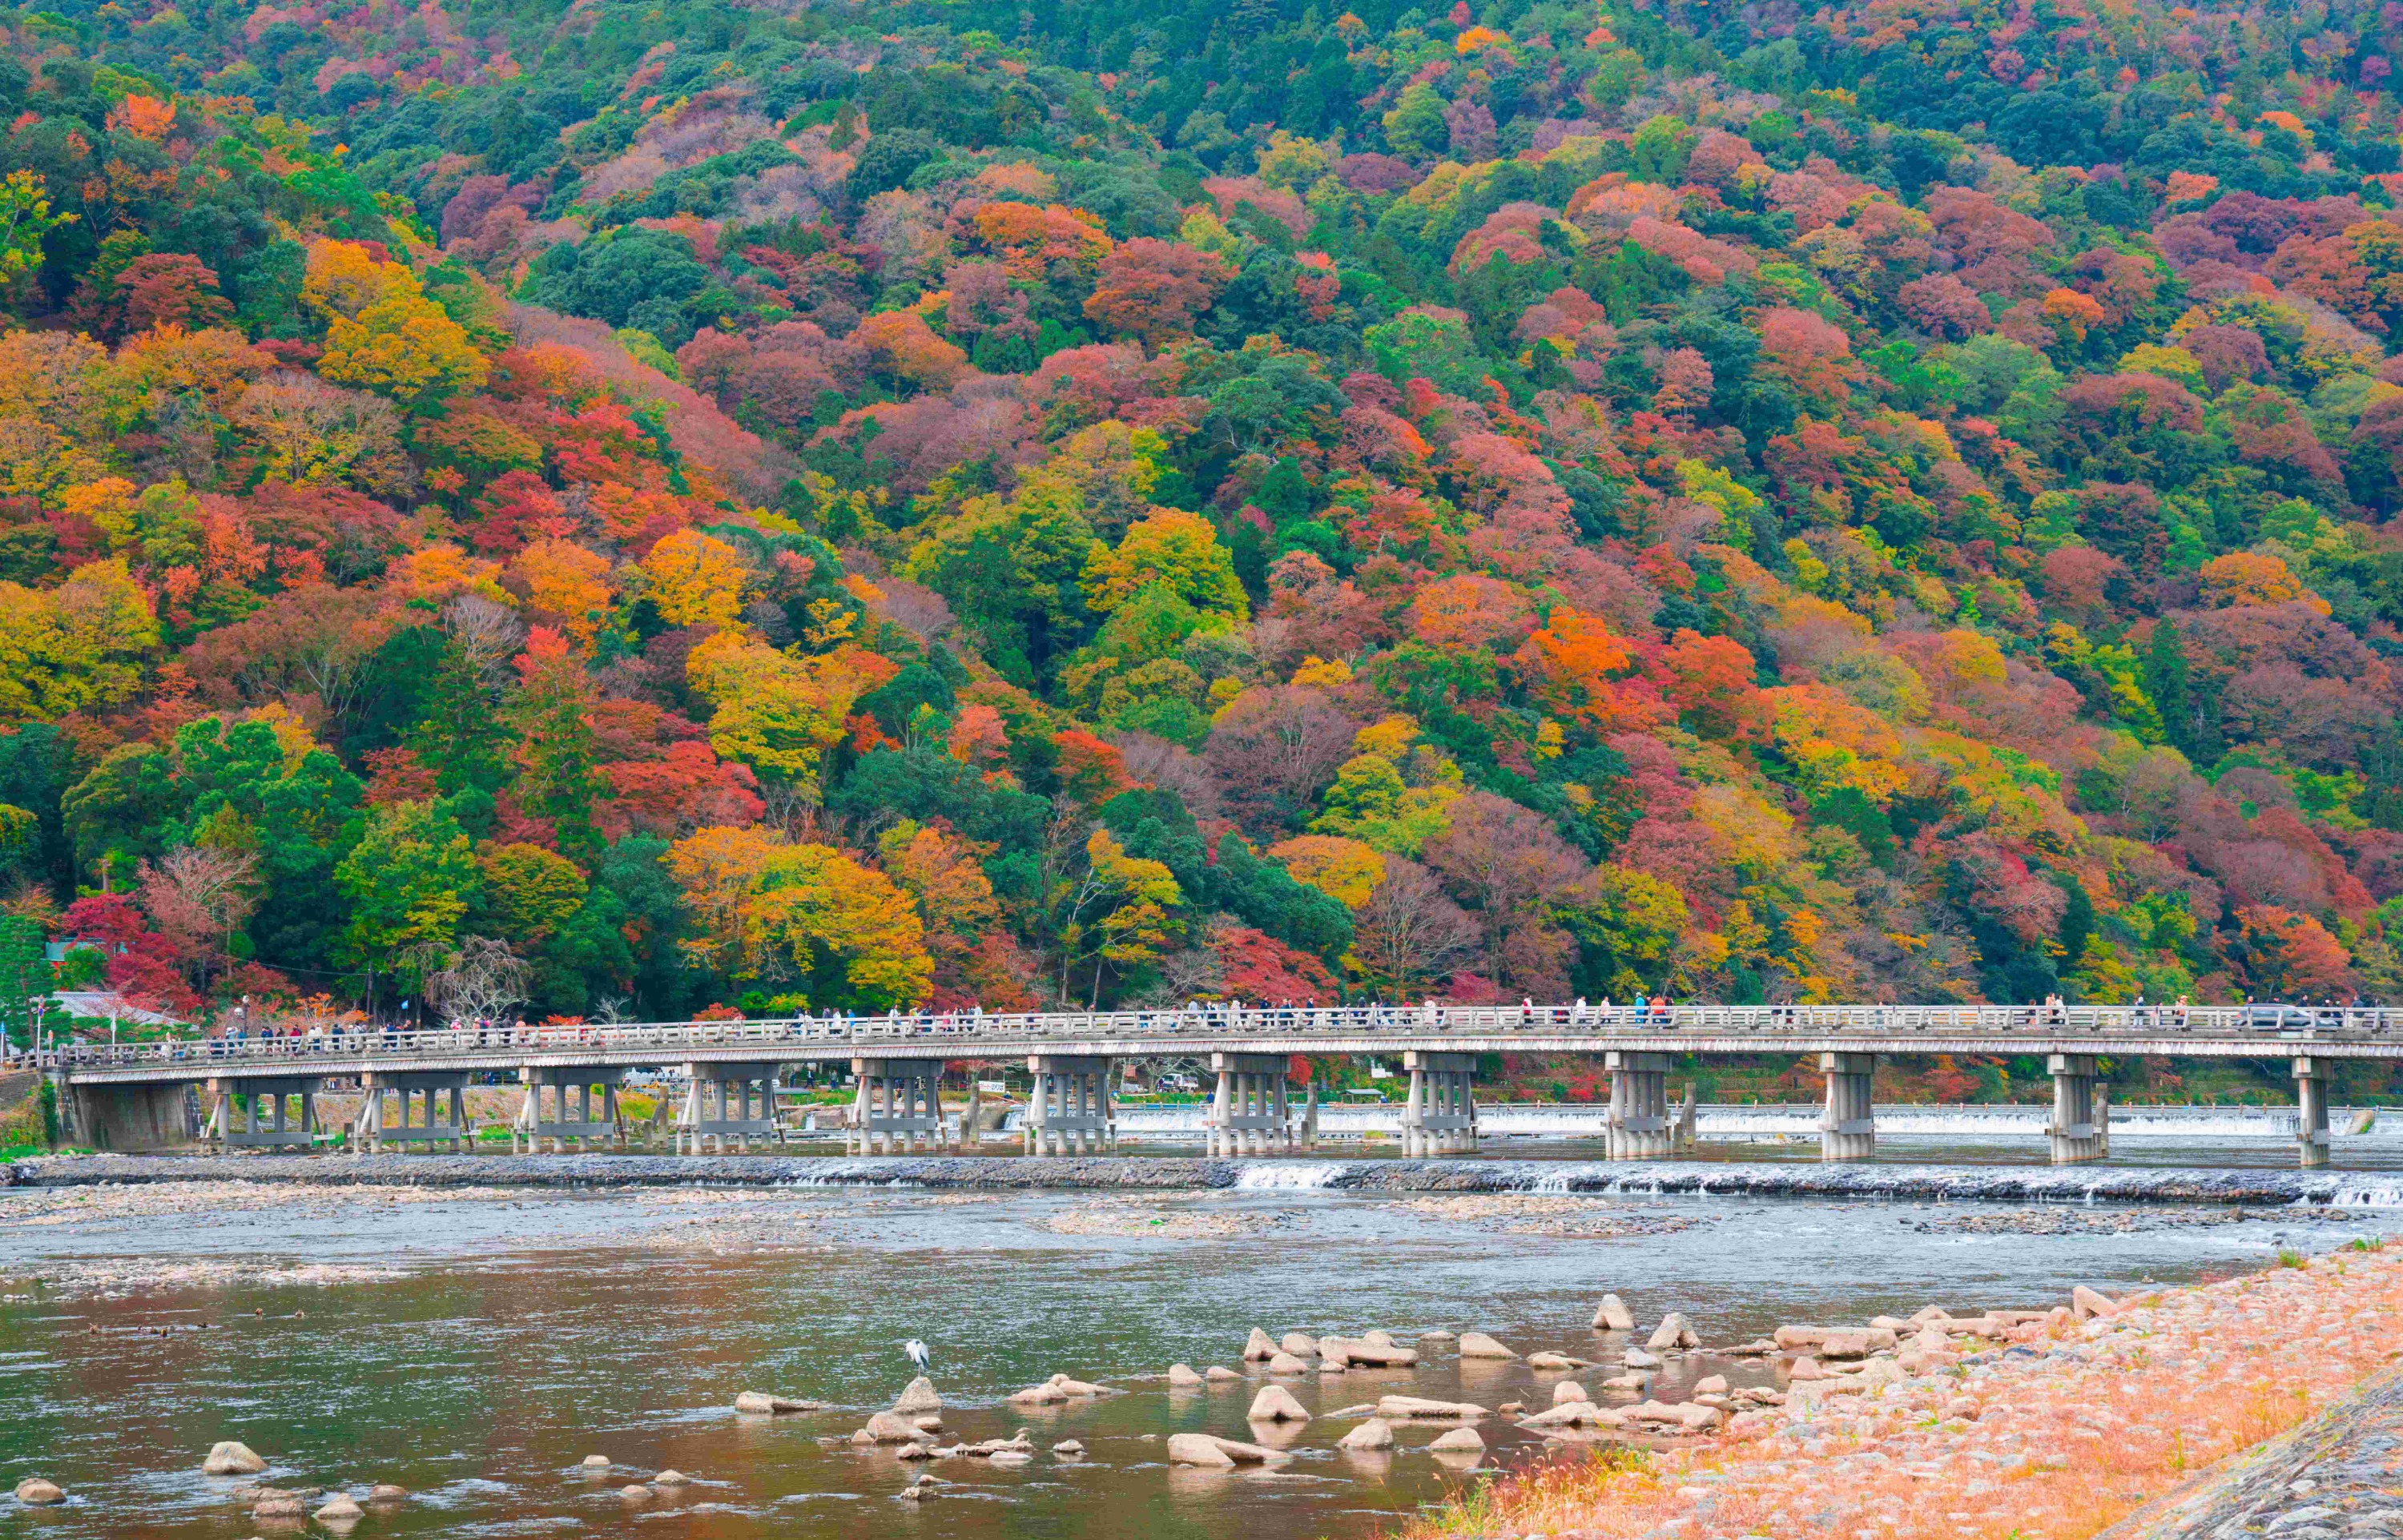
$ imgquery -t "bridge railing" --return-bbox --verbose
[35,1000,2397,1072]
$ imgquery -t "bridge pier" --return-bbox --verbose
[206,1076,324,1151]
[354,1072,473,1153]
[1025,1054,1113,1156]
[2047,1054,2107,1164]
[1206,1052,1294,1156]
[676,1060,787,1154]
[2296,1056,2330,1168]
[1818,1052,1876,1161]
[1403,1050,1478,1156]
[1605,1051,1672,1160]
[513,1066,625,1153]
[848,1058,940,1153]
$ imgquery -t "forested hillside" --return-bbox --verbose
[1,0,2401,1028]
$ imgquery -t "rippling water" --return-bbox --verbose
[0,1165,2392,1540]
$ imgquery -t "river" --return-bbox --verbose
[0,1148,2396,1540]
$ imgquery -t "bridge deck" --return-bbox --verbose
[41,1001,2403,1087]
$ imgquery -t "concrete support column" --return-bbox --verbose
[1819,1052,1876,1162]
[2047,1052,2106,1164]
[2296,1055,2331,1169]
[1207,1054,1290,1157]
[1403,1051,1477,1156]
[1025,1055,1111,1157]
[1605,1051,1672,1160]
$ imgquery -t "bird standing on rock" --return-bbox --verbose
[904,1339,934,1373]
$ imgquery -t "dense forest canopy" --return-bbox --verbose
[0,0,2401,1034]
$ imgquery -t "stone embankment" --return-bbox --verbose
[1405,1244,2403,1540]
[5,1153,2394,1208]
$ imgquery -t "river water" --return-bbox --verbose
[0,1150,2397,1540]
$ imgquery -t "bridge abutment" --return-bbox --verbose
[1403,1050,1478,1156]
[1818,1052,1876,1161]
[58,1076,198,1152]
[1025,1054,1113,1156]
[2047,1053,2107,1164]
[1604,1051,1672,1159]
[2296,1055,2331,1169]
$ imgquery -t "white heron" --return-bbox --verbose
[904,1339,934,1374]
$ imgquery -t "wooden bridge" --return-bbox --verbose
[37,1000,2392,1167]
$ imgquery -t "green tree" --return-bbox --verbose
[334,801,481,967]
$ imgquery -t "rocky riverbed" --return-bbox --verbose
[1404,1243,2403,1540]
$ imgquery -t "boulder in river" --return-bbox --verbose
[252,1494,306,1518]
[1816,1330,1875,1360]
[1168,1433,1288,1467]
[1592,1294,1636,1331]
[1266,1352,1311,1375]
[650,1472,687,1488]
[1248,1384,1311,1423]
[367,1484,409,1502]
[857,1412,925,1443]
[1330,1337,1418,1367]
[1242,1328,1278,1361]
[1336,1417,1394,1450]
[580,1454,612,1469]
[1052,1440,1085,1456]
[205,1442,267,1476]
[1519,1401,1620,1429]
[892,1377,942,1414]
[1427,1427,1484,1453]
[1552,1381,1592,1406]
[1007,1381,1069,1406]
[1280,1332,1317,1355]
[735,1391,818,1414]
[1787,1355,1825,1381]
[1693,1374,1729,1396]
[1166,1364,1204,1387]
[1646,1313,1700,1350]
[1375,1396,1486,1419]
[1525,1351,1588,1370]
[315,1494,364,1522]
[1203,1365,1242,1383]
[14,1478,62,1506]
[1603,1372,1647,1390]
[1455,1333,1517,1360]
[1624,1347,1660,1369]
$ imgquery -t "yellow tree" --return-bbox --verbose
[1267,834,1386,908]
[1056,829,1182,1006]
[0,560,159,722]
[685,633,896,798]
[742,843,932,1008]
[1081,509,1250,618]
[641,528,749,627]
[512,539,613,652]
[666,824,787,974]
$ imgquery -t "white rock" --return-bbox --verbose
[1592,1293,1636,1331]
[1007,1381,1069,1405]
[1242,1328,1278,1361]
[1266,1352,1311,1375]
[1624,1348,1660,1369]
[1787,1355,1825,1381]
[1166,1363,1204,1386]
[2071,1285,2120,1320]
[1646,1312,1700,1350]
[1168,1433,1287,1466]
[858,1411,924,1443]
[1052,1440,1084,1455]
[579,1454,612,1469]
[1204,1365,1242,1383]
[1428,1427,1485,1452]
[650,1472,687,1487]
[1553,1381,1592,1405]
[1693,1374,1729,1396]
[1336,1417,1395,1450]
[1363,1329,1399,1345]
[735,1391,817,1414]
[1375,1395,1486,1419]
[1603,1373,1648,1390]
[1248,1384,1311,1423]
[368,1484,409,1501]
[1280,1332,1317,1355]
[892,1377,942,1414]
[895,1443,933,1462]
[315,1496,365,1520]
[1455,1332,1517,1360]
[204,1442,267,1476]
[1519,1401,1621,1429]
[14,1479,62,1506]
[1525,1351,1588,1370]
[1053,1376,1112,1397]
[987,1450,1032,1466]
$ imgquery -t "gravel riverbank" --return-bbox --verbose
[1399,1244,2403,1540]
[6,1152,2399,1205]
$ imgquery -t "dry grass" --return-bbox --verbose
[1397,1242,2403,1540]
